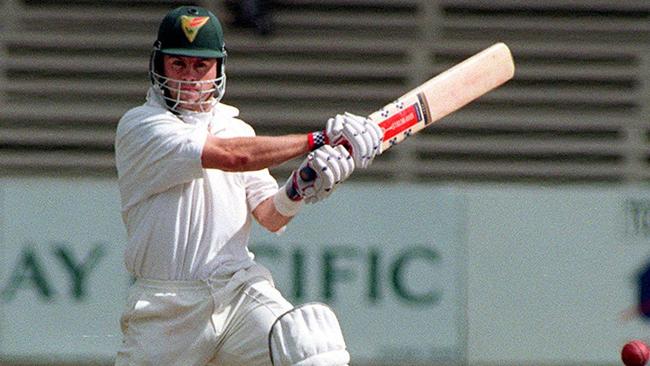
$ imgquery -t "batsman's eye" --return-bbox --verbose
[171,61,185,70]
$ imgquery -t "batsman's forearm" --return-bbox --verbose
[201,134,310,171]
[252,195,295,232]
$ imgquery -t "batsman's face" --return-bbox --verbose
[163,55,219,111]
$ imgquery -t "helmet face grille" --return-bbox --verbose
[150,68,226,113]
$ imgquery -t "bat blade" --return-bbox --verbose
[369,42,515,152]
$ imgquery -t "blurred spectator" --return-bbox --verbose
[223,0,274,35]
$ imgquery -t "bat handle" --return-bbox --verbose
[299,166,317,182]
[285,166,317,201]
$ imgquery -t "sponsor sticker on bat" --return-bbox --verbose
[378,93,430,141]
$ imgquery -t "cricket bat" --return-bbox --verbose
[298,43,514,182]
[372,42,515,153]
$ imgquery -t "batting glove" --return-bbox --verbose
[283,145,354,204]
[323,112,382,169]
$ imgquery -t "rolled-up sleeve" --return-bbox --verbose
[243,168,279,211]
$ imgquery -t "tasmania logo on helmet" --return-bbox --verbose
[180,16,210,42]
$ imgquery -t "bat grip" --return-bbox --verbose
[299,166,317,182]
[285,166,317,201]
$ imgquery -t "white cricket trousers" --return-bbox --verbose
[114,264,293,366]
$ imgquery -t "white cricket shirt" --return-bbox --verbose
[115,88,279,280]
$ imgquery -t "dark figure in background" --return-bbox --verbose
[224,0,274,35]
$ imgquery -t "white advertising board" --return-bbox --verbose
[4,177,650,365]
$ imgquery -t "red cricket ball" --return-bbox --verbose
[622,340,650,366]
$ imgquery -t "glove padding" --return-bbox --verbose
[283,145,354,204]
[325,112,383,169]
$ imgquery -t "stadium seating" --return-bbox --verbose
[1,0,650,182]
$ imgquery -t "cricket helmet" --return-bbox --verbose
[150,6,227,112]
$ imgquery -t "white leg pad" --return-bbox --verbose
[268,302,350,366]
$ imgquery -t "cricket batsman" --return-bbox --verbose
[113,5,382,366]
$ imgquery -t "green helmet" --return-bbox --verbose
[156,6,226,58]
[150,6,227,112]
